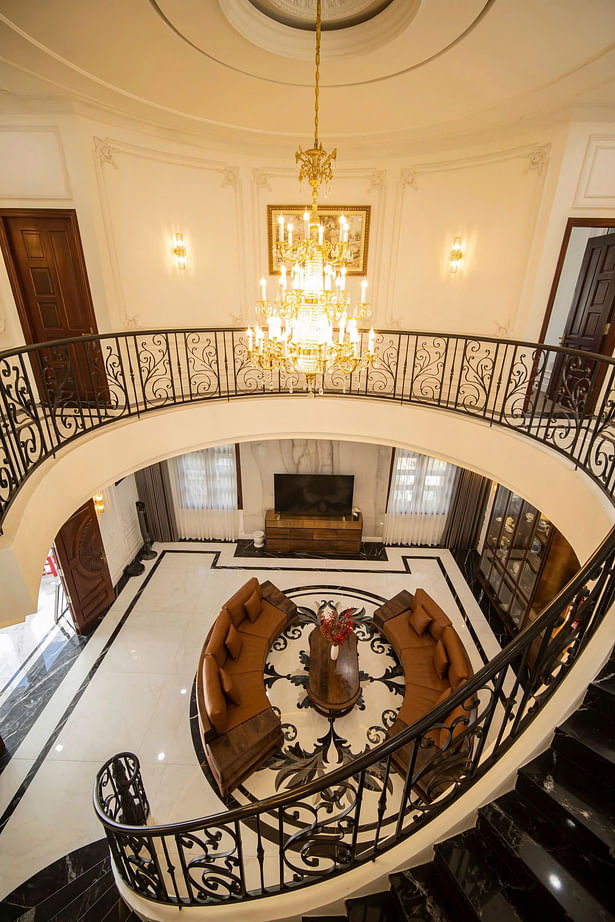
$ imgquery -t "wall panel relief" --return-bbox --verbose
[239,438,391,538]
[0,127,72,200]
[93,137,244,329]
[388,144,551,336]
[574,134,615,208]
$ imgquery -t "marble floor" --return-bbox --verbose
[0,542,502,900]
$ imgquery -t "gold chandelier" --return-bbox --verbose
[247,0,375,387]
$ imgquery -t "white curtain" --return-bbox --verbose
[166,445,239,540]
[384,449,457,546]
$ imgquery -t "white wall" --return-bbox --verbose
[239,438,392,538]
[96,475,142,587]
[1,397,613,623]
[0,104,585,350]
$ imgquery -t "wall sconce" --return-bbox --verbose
[93,492,105,515]
[449,236,464,274]
[173,232,187,270]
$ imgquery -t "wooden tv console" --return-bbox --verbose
[265,510,363,554]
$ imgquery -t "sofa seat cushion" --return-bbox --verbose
[385,612,435,654]
[225,577,263,628]
[400,647,450,694]
[206,609,232,667]
[238,600,286,643]
[397,683,442,727]
[224,671,271,731]
[223,634,268,675]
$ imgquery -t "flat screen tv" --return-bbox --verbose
[274,473,354,517]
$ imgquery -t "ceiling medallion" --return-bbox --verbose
[247,0,395,31]
[247,0,375,390]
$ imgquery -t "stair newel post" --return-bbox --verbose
[372,753,392,859]
[395,737,420,841]
[349,767,366,862]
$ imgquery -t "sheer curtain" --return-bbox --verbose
[384,449,457,546]
[166,445,239,540]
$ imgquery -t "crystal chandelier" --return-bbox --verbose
[247,0,375,388]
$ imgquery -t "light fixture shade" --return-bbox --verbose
[173,232,187,270]
[93,492,105,514]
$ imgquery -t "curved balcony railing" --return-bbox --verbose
[2,328,615,528]
[93,528,615,907]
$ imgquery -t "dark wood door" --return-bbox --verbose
[54,499,115,635]
[0,210,107,403]
[549,232,615,411]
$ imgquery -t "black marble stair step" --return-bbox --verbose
[479,798,615,922]
[47,869,115,922]
[78,878,121,922]
[390,865,455,921]
[100,897,135,922]
[592,658,615,700]
[434,830,525,922]
[517,748,615,862]
[0,840,110,920]
[486,790,615,912]
[346,890,401,921]
[554,707,615,787]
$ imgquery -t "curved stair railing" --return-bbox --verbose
[93,532,615,906]
[2,328,615,526]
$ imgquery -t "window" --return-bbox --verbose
[388,451,455,516]
[170,445,237,511]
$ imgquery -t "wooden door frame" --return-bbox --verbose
[538,217,615,347]
[0,208,98,344]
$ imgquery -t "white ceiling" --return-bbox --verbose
[0,0,614,153]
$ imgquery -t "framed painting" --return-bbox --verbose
[267,204,370,276]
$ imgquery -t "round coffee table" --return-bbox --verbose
[307,627,360,718]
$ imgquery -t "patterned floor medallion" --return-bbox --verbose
[192,586,409,838]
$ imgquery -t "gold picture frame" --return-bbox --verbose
[267,204,371,276]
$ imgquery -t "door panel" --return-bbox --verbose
[549,232,615,411]
[0,210,107,404]
[54,499,115,635]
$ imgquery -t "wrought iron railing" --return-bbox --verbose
[93,531,615,906]
[2,328,615,528]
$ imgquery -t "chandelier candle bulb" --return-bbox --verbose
[260,277,267,301]
[361,279,368,304]
[319,224,324,244]
[368,328,375,352]
[288,223,293,246]
[278,216,285,242]
[304,211,309,233]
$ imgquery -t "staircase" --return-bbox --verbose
[304,647,615,922]
[0,838,138,921]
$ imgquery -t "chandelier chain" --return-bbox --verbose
[314,0,321,145]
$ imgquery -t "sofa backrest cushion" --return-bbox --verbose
[244,589,262,623]
[408,604,432,636]
[433,638,449,679]
[224,577,262,627]
[442,626,469,689]
[206,609,231,667]
[204,655,227,734]
[428,616,452,641]
[413,589,452,638]
[219,666,242,706]
[225,623,243,661]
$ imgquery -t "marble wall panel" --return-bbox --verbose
[239,439,392,538]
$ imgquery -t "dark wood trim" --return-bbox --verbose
[385,446,396,511]
[538,217,615,345]
[235,443,243,510]
[0,208,99,344]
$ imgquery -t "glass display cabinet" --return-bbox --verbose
[479,484,565,633]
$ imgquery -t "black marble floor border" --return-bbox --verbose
[0,554,167,837]
[0,620,59,700]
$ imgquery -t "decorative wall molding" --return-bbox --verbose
[385,142,552,332]
[0,126,72,200]
[93,136,245,328]
[574,134,615,209]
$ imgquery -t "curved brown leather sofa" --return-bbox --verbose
[196,577,298,798]
[373,588,476,802]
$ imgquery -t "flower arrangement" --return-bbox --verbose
[320,604,355,647]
